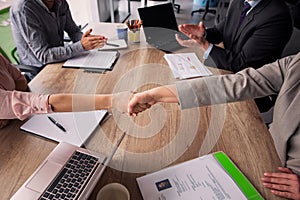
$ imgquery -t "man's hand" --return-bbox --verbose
[81,29,107,50]
[262,167,300,200]
[177,21,210,50]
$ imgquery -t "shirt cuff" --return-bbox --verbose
[203,43,213,59]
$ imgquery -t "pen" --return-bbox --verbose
[79,23,88,30]
[102,131,126,166]
[106,42,119,47]
[47,116,66,132]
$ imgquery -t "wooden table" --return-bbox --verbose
[0,22,283,200]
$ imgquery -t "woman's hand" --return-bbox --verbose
[262,167,300,200]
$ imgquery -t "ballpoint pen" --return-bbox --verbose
[47,116,66,132]
[106,42,119,47]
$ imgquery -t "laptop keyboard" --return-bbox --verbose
[38,151,100,200]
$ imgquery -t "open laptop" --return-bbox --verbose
[11,132,126,200]
[138,3,187,53]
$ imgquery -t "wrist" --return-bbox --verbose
[96,94,112,110]
[202,40,211,51]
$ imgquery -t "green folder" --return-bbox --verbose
[213,152,264,200]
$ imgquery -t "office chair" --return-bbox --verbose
[172,0,180,13]
[146,0,181,13]
[1,46,40,82]
[191,0,218,20]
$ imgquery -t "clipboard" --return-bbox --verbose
[62,50,120,71]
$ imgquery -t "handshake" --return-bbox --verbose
[111,85,178,116]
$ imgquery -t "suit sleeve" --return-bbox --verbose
[206,13,293,72]
[175,55,292,110]
[205,20,225,44]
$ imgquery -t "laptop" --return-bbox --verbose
[11,132,126,200]
[138,3,188,53]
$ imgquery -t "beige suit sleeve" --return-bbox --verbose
[175,56,292,109]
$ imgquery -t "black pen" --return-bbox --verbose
[47,116,66,132]
[106,42,119,47]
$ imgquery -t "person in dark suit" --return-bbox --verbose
[176,0,293,113]
[177,0,293,72]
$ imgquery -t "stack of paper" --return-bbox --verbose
[164,53,212,79]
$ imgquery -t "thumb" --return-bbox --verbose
[199,21,205,29]
[83,28,92,37]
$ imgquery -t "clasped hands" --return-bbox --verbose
[111,90,155,116]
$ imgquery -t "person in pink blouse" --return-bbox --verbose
[0,54,116,128]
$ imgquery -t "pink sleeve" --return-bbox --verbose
[0,90,53,120]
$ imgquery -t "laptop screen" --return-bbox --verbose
[138,3,179,31]
[138,3,185,52]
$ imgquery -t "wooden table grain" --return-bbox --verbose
[0,23,283,200]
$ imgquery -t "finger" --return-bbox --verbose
[133,106,147,113]
[270,189,297,199]
[128,96,140,114]
[263,182,291,191]
[83,28,92,37]
[278,167,293,174]
[262,176,290,185]
[264,172,297,180]
[137,103,151,109]
[199,21,205,29]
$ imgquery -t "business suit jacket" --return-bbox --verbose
[176,53,300,176]
[205,0,293,72]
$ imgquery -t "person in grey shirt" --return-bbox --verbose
[10,0,107,68]
[128,53,300,200]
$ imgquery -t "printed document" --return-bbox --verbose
[137,153,263,200]
[164,53,212,79]
[20,110,107,146]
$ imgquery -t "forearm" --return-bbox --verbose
[48,94,112,112]
[149,85,178,103]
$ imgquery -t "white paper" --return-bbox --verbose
[137,154,247,200]
[164,53,212,79]
[99,39,128,50]
[20,110,107,146]
[63,50,118,69]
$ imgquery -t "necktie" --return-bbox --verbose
[238,2,251,29]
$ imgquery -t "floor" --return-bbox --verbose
[115,0,216,26]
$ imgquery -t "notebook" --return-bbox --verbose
[138,3,188,53]
[20,110,108,146]
[11,132,126,200]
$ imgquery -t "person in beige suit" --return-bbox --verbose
[128,53,300,199]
